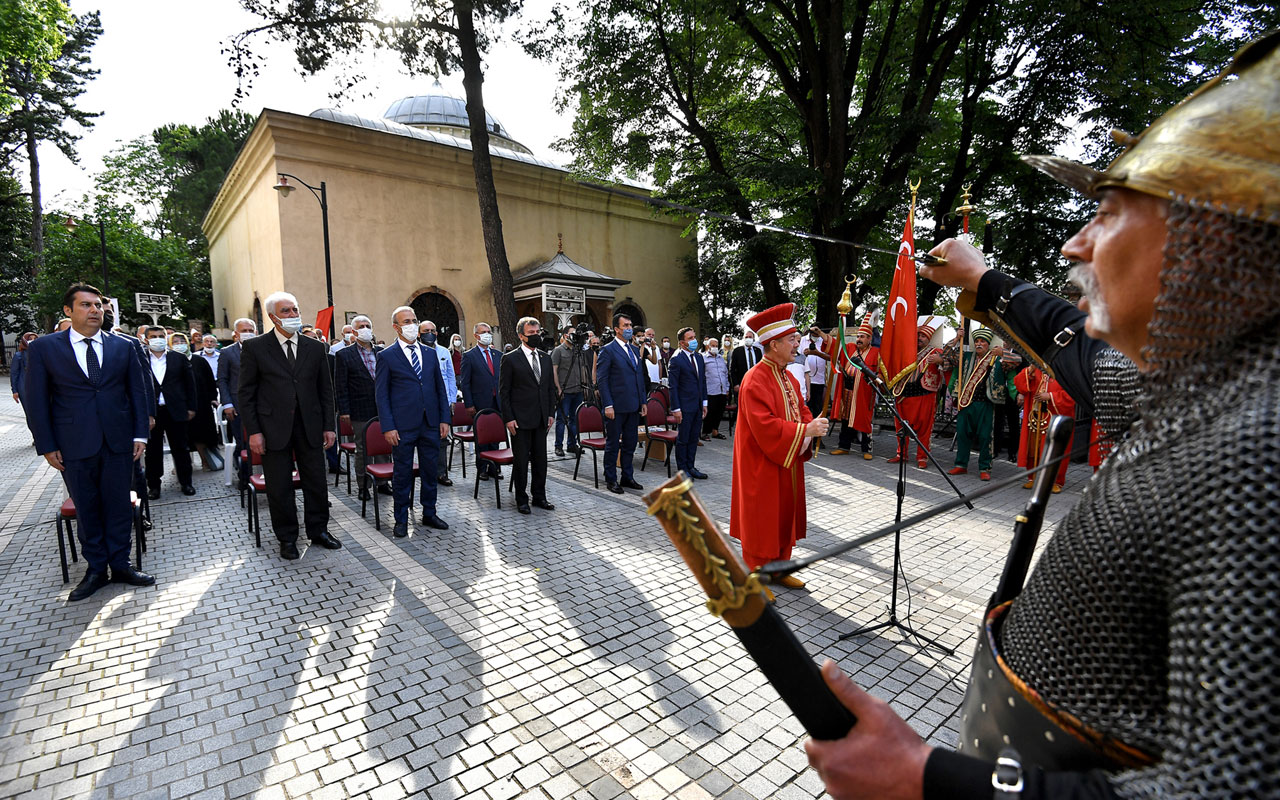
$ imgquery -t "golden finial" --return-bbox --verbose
[836,276,855,316]
[956,184,974,216]
[557,233,563,254]
[909,177,921,202]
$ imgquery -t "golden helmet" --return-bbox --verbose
[1024,31,1280,222]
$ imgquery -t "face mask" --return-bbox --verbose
[356,327,374,342]
[621,328,634,341]
[343,333,354,343]
[238,332,255,342]
[478,332,493,346]
[708,347,719,356]
[421,332,438,346]
[662,342,670,350]
[451,338,461,349]
[399,325,419,342]
[525,333,543,349]
[203,347,215,355]
[173,343,189,355]
[148,338,166,352]
[278,316,304,334]
[685,340,698,352]
[745,338,755,346]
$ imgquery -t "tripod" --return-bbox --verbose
[837,355,968,655]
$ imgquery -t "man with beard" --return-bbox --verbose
[804,33,1278,799]
[946,328,1007,481]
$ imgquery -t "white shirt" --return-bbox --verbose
[68,329,104,380]
[199,349,219,374]
[786,362,810,401]
[806,353,827,385]
[150,352,168,405]
[330,340,349,354]
[521,344,541,377]
[396,337,423,373]
[273,326,300,358]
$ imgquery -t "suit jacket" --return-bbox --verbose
[335,343,382,420]
[730,344,763,390]
[217,341,242,411]
[374,341,451,436]
[596,338,648,414]
[238,330,336,451]
[499,346,557,429]
[120,334,155,416]
[667,350,708,414]
[148,351,199,418]
[24,329,149,459]
[459,345,500,410]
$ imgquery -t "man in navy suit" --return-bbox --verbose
[24,283,153,600]
[217,318,256,487]
[667,327,709,480]
[458,321,502,480]
[596,313,648,494]
[375,307,452,538]
[498,317,558,515]
[336,314,385,500]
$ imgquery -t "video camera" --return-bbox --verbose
[569,321,591,346]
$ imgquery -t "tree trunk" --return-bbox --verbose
[24,113,52,332]
[454,0,519,345]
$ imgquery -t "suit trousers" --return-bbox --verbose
[262,412,330,542]
[702,395,727,435]
[604,411,640,484]
[393,424,440,524]
[511,424,549,504]
[146,406,193,489]
[63,448,136,573]
[351,418,371,491]
[676,408,702,472]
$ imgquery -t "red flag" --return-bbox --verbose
[315,306,335,340]
[879,202,918,388]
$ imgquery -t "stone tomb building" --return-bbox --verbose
[203,89,697,345]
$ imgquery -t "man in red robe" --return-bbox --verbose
[830,313,879,459]
[888,318,947,468]
[1013,365,1076,491]
[730,303,829,588]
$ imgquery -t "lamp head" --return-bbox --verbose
[63,216,78,233]
[273,176,295,198]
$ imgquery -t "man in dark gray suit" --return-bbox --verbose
[218,318,256,487]
[238,293,339,560]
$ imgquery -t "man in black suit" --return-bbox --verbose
[142,328,198,498]
[218,318,256,487]
[335,314,385,501]
[499,317,557,515]
[729,331,763,394]
[238,291,340,559]
[24,283,153,600]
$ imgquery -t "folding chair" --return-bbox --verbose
[472,410,514,509]
[335,417,358,493]
[362,419,417,531]
[447,402,475,479]
[572,404,608,489]
[641,397,678,477]
[245,447,301,549]
[56,494,145,583]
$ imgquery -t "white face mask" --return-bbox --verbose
[745,338,755,346]
[708,347,719,356]
[172,343,189,354]
[278,316,304,334]
[238,332,255,342]
[203,346,215,355]
[356,327,374,342]
[148,338,166,352]
[399,324,419,342]
[343,332,354,343]
[478,332,493,346]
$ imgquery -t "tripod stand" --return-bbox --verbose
[837,356,968,655]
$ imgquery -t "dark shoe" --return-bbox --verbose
[359,487,371,501]
[377,483,394,495]
[147,487,161,500]
[493,470,504,480]
[689,469,708,480]
[607,482,624,494]
[711,432,726,440]
[478,472,490,481]
[308,530,342,550]
[621,478,644,490]
[393,522,408,538]
[532,500,555,511]
[517,503,532,515]
[329,464,349,476]
[567,444,580,454]
[555,447,565,457]
[181,485,196,496]
[69,571,110,601]
[437,475,453,487]
[142,517,153,532]
[280,541,300,560]
[111,566,155,586]
[421,514,449,530]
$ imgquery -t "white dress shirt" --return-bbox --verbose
[273,326,299,357]
[396,337,423,374]
[150,352,168,406]
[68,329,104,379]
[521,344,540,376]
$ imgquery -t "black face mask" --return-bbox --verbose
[421,332,437,346]
[525,333,544,349]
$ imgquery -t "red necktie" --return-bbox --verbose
[484,348,493,375]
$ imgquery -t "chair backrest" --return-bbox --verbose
[577,403,604,435]
[451,401,474,428]
[364,418,392,458]
[339,416,354,437]
[653,385,671,409]
[644,398,667,427]
[473,410,509,448]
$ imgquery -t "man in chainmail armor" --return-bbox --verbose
[804,31,1278,799]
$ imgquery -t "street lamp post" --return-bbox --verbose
[63,215,109,296]
[273,174,335,342]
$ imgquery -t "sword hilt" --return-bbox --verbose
[913,252,947,266]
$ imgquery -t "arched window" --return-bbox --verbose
[410,291,461,340]
[612,302,645,330]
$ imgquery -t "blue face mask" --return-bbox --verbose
[621,328,634,341]
[685,340,698,352]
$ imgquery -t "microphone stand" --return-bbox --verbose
[837,354,970,655]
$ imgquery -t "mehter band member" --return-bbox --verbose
[729,303,829,588]
[805,32,1280,800]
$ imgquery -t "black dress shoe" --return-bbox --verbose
[69,571,110,601]
[308,530,342,549]
[517,503,531,515]
[329,464,349,476]
[181,484,196,496]
[280,541,300,560]
[607,482,624,494]
[437,475,453,487]
[111,566,155,586]
[621,478,644,490]
[555,447,565,457]
[478,472,490,481]
[147,487,160,500]
[421,514,449,530]
[690,469,709,480]
[532,500,555,511]
[393,522,408,539]
[377,483,394,495]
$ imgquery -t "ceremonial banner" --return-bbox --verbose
[879,197,918,389]
[314,306,335,340]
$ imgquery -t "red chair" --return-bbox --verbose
[472,410,514,509]
[641,398,678,477]
[448,402,475,479]
[362,418,417,531]
[56,494,146,583]
[335,416,358,493]
[650,388,677,427]
[572,404,609,489]
[246,448,300,548]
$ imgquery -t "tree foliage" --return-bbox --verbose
[0,0,72,113]
[0,174,36,333]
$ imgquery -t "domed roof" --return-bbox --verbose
[383,84,513,141]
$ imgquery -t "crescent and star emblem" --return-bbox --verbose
[891,296,909,320]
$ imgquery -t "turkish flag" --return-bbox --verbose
[879,205,917,388]
[315,306,335,340]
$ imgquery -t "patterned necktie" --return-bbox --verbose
[85,338,101,385]
[409,344,421,378]
[531,350,541,382]
[627,343,636,369]
[285,339,296,368]
[484,348,493,375]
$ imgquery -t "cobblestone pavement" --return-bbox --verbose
[0,377,1088,800]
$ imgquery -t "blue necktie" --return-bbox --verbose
[85,338,101,385]
[627,343,636,369]
[409,345,421,378]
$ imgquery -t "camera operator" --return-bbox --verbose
[552,325,588,456]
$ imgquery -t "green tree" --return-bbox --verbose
[0,0,72,113]
[0,175,36,336]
